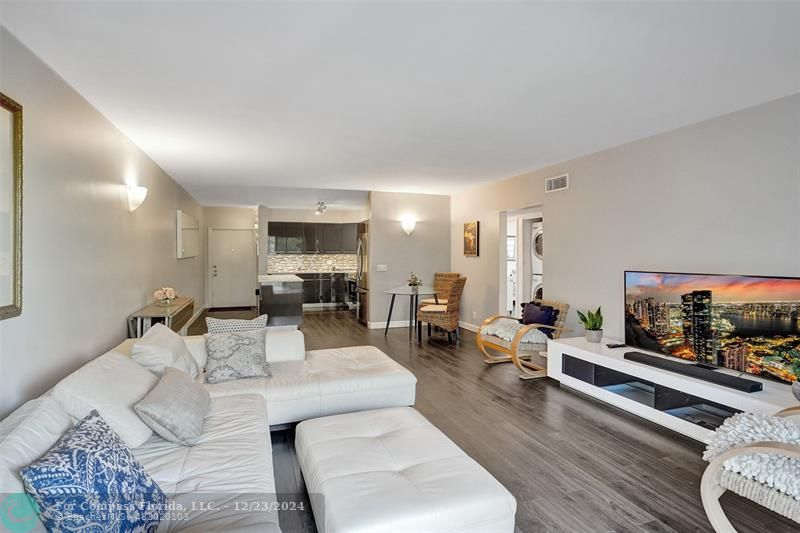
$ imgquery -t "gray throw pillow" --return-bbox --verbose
[206,314,268,334]
[204,329,272,384]
[134,367,210,446]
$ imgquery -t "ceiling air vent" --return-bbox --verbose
[545,174,569,193]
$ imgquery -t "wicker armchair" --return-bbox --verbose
[476,299,570,379]
[419,272,461,306]
[416,277,467,344]
[701,405,800,531]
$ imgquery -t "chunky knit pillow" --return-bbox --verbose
[704,412,800,500]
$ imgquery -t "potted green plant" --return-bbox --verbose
[577,307,603,343]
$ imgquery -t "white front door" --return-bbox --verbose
[209,229,257,308]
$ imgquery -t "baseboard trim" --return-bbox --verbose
[459,321,480,332]
[367,320,413,330]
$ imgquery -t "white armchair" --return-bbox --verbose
[701,405,800,532]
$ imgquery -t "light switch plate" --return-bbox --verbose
[376,264,388,272]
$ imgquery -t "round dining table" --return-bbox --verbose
[383,285,438,338]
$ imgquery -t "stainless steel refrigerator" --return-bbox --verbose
[356,221,369,324]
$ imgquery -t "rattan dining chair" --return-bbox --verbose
[416,277,467,344]
[419,272,461,307]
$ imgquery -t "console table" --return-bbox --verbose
[128,297,194,338]
[548,337,796,441]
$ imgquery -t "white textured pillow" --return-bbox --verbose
[0,398,73,533]
[206,314,268,334]
[131,323,200,378]
[0,398,73,495]
[52,351,158,448]
[135,368,210,446]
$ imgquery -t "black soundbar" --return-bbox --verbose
[624,351,763,393]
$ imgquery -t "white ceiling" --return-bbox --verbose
[3,1,800,206]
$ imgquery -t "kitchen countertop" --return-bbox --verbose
[267,271,357,275]
[258,274,303,284]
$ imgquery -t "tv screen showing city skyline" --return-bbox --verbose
[625,271,800,384]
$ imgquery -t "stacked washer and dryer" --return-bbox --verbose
[530,221,543,300]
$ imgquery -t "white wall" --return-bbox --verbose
[0,29,205,417]
[451,176,544,327]
[203,206,257,229]
[368,191,451,326]
[452,94,800,338]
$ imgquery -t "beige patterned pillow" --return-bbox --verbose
[134,368,210,446]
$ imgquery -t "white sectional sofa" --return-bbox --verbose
[0,329,417,533]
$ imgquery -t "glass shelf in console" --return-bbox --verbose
[563,354,740,431]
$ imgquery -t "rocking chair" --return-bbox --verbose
[476,299,570,379]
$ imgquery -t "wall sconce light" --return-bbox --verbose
[400,214,416,235]
[127,185,148,212]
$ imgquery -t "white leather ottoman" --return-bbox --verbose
[295,407,517,533]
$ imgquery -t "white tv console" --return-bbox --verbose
[547,337,797,442]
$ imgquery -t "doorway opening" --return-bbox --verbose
[501,207,543,318]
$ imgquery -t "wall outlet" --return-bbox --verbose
[376,264,388,272]
[472,311,477,319]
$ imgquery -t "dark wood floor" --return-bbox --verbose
[199,309,796,533]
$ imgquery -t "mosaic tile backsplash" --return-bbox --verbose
[267,253,357,273]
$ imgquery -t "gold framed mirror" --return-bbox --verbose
[0,91,23,320]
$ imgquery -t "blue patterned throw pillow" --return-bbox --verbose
[20,410,166,533]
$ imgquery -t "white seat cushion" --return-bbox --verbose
[420,297,448,305]
[205,346,417,426]
[52,351,158,448]
[295,407,517,533]
[133,394,280,532]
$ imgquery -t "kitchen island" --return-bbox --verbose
[259,274,303,327]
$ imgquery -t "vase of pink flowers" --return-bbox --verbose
[154,287,178,306]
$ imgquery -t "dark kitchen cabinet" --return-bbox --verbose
[299,274,319,304]
[320,223,357,253]
[285,223,303,253]
[303,223,319,253]
[332,274,348,303]
[269,222,358,254]
[267,222,283,254]
[321,224,343,253]
[268,222,302,254]
[319,276,333,303]
[341,223,357,253]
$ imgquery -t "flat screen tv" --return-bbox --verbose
[625,271,800,384]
